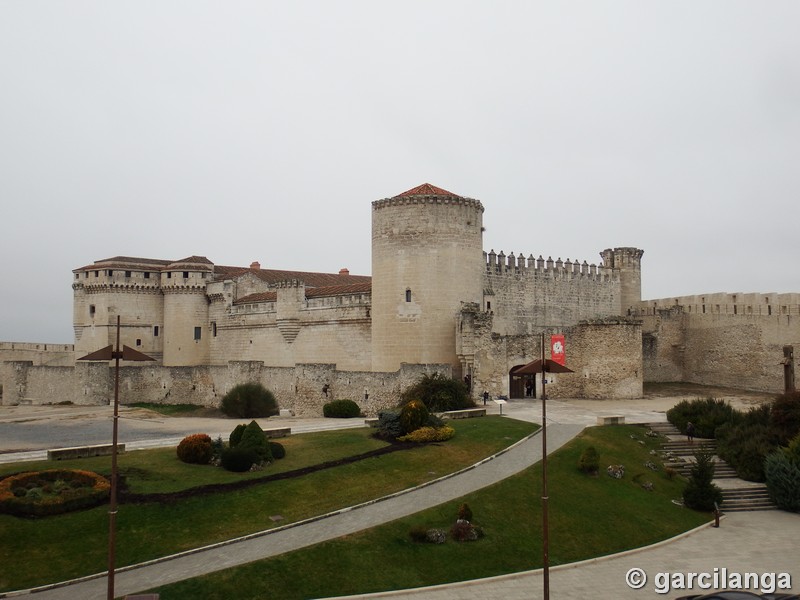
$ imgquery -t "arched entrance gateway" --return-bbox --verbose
[509,365,536,399]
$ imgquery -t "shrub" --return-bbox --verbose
[770,391,800,445]
[220,446,260,472]
[457,503,473,522]
[578,446,600,475]
[269,441,286,459]
[176,433,213,465]
[450,520,479,542]
[0,470,110,517]
[323,399,361,418]
[229,424,247,448]
[238,420,272,464]
[717,406,778,482]
[220,383,279,418]
[399,400,430,434]
[376,410,403,440]
[400,373,474,413]
[682,447,723,511]
[764,450,800,512]
[398,426,455,443]
[666,397,738,439]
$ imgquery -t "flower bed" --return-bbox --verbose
[0,469,110,517]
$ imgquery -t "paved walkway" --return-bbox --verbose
[1,397,796,598]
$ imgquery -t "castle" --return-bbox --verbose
[1,183,797,414]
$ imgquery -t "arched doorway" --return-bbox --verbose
[509,365,535,399]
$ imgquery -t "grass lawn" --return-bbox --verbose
[0,416,536,592]
[148,425,711,600]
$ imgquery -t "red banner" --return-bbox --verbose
[551,335,566,366]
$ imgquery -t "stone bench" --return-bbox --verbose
[596,415,625,426]
[440,408,487,419]
[264,427,291,438]
[47,443,126,461]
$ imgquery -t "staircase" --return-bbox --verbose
[643,422,776,512]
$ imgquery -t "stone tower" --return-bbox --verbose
[600,247,645,315]
[161,256,212,366]
[371,184,485,373]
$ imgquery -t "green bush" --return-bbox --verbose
[399,400,430,434]
[666,397,738,439]
[578,446,600,474]
[229,424,247,448]
[238,420,272,464]
[400,372,474,413]
[323,399,361,418]
[717,406,777,482]
[376,410,403,440]
[770,391,800,445]
[269,442,286,459]
[220,383,279,418]
[682,447,723,511]
[220,446,260,472]
[176,433,213,465]
[764,450,800,512]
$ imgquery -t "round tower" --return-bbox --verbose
[600,247,644,315]
[161,256,213,366]
[371,183,485,373]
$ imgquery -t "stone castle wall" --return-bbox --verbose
[0,342,75,367]
[0,359,449,417]
[636,293,800,393]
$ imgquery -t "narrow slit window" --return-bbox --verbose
[194,326,202,341]
[405,289,412,302]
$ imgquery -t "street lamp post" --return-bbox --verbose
[78,316,154,600]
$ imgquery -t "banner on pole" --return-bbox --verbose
[551,335,566,366]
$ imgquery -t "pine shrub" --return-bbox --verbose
[238,420,272,463]
[220,446,259,472]
[220,383,279,418]
[578,446,600,474]
[323,399,361,418]
[682,447,723,511]
[399,400,430,434]
[764,450,800,512]
[229,424,247,448]
[376,410,403,440]
[176,433,213,465]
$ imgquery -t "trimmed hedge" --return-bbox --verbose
[398,426,455,443]
[0,469,110,517]
[323,399,361,418]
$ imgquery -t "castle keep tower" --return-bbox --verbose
[600,247,644,315]
[161,256,212,366]
[371,184,484,373]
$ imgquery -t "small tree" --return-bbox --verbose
[400,373,473,413]
[682,446,723,511]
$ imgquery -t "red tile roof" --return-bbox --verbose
[234,282,371,306]
[396,183,460,197]
[213,265,370,288]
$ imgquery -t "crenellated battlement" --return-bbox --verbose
[372,195,484,212]
[635,292,800,317]
[484,250,613,281]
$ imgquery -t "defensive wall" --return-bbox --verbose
[0,342,75,367]
[0,359,450,417]
[482,250,622,335]
[635,293,800,393]
[457,304,643,400]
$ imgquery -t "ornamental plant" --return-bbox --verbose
[399,400,429,434]
[0,469,110,517]
[578,446,600,475]
[176,433,213,465]
[323,399,361,418]
[220,382,279,418]
[398,426,455,443]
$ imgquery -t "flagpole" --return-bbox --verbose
[541,332,550,600]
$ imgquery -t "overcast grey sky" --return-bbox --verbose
[1,1,798,344]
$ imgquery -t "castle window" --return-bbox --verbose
[405,289,412,302]
[84,272,88,278]
[94,271,99,277]
[212,322,217,337]
[89,305,95,317]
[107,270,113,276]
[75,273,79,280]
[183,271,189,279]
[194,327,202,341]
[768,305,772,316]
[154,326,159,337]
[167,272,172,279]
[144,272,150,279]
[136,338,141,347]
[486,301,491,310]
[125,271,131,278]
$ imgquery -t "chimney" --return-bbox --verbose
[250,261,261,270]
[339,268,350,276]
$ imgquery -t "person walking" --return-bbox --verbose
[686,421,695,444]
